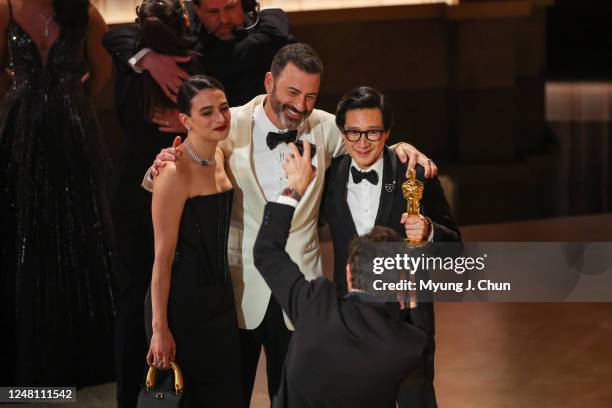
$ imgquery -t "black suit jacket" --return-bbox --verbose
[320,147,461,408]
[254,203,426,408]
[102,4,293,107]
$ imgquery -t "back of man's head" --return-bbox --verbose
[270,43,324,78]
[347,226,402,292]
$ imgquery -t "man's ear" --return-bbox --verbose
[264,72,274,95]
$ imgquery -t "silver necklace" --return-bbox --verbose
[39,13,54,37]
[185,139,216,166]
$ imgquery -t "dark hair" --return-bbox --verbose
[177,75,226,115]
[136,0,203,118]
[53,0,90,33]
[270,43,324,78]
[335,86,394,131]
[137,0,190,53]
[347,226,402,291]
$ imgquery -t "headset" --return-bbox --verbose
[136,0,261,40]
[234,0,260,37]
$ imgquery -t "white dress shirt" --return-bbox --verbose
[347,156,384,236]
[252,104,293,201]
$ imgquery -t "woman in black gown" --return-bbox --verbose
[0,0,115,386]
[103,2,204,404]
[145,76,241,407]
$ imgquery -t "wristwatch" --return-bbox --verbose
[281,186,302,202]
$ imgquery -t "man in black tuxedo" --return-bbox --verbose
[320,86,461,408]
[253,141,427,407]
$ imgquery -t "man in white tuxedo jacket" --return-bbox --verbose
[144,43,437,405]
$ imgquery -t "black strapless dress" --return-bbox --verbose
[0,7,115,386]
[145,190,242,407]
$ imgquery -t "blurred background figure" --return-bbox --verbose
[0,0,115,387]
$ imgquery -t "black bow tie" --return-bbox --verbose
[351,166,379,185]
[266,130,298,150]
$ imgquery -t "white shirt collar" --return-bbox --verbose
[253,100,282,133]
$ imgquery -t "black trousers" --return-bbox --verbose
[240,296,292,407]
[112,208,154,408]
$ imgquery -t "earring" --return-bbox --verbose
[187,127,193,132]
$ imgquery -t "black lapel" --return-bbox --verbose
[374,148,399,227]
[334,155,358,237]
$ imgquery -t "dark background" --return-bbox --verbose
[547,0,612,79]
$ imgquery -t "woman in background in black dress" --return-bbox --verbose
[0,0,115,386]
[145,75,241,407]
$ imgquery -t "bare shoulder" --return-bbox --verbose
[154,159,189,195]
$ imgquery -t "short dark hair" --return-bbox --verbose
[347,226,402,291]
[177,75,226,115]
[137,0,190,55]
[270,43,324,78]
[335,86,394,131]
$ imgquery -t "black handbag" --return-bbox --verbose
[136,361,184,408]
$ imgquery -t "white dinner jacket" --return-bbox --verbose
[220,95,344,329]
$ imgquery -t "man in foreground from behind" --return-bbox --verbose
[253,142,427,407]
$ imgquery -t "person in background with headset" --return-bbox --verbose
[104,0,293,115]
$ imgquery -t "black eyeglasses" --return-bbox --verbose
[342,129,385,142]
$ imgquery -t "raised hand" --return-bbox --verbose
[282,141,316,197]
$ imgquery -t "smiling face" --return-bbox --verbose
[179,88,231,142]
[342,108,390,169]
[264,62,321,130]
[193,0,246,41]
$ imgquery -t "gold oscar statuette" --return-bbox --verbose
[401,168,423,309]
[402,169,424,246]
